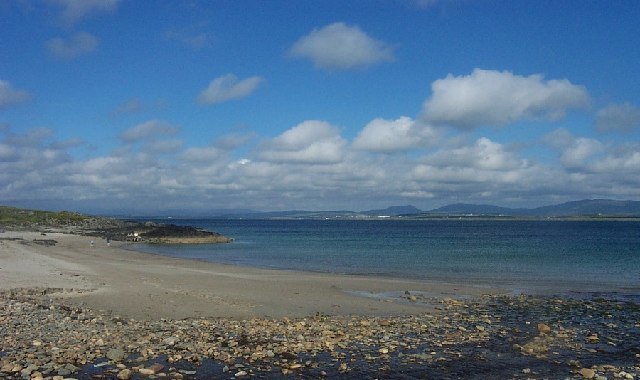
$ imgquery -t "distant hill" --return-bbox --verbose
[526,199,640,217]
[187,199,640,218]
[6,199,637,222]
[428,203,522,216]
[426,199,640,217]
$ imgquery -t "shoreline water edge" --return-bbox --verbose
[1,230,639,379]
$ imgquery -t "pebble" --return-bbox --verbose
[139,368,155,376]
[1,288,638,379]
[580,368,596,379]
[537,323,551,334]
[107,348,126,362]
[117,368,132,379]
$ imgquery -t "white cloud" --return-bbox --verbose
[52,0,119,25]
[2,119,640,212]
[353,116,440,152]
[425,137,527,171]
[408,138,554,203]
[591,148,640,173]
[257,120,347,164]
[544,129,603,170]
[559,138,603,169]
[119,120,178,142]
[421,69,590,129]
[0,80,31,109]
[46,32,98,60]
[596,102,640,133]
[197,74,263,105]
[289,22,395,70]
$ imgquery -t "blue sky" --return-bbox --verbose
[1,0,640,214]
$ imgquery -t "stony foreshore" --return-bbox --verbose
[1,228,639,379]
[1,288,638,380]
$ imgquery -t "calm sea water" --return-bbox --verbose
[132,219,640,295]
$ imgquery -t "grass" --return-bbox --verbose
[0,206,88,227]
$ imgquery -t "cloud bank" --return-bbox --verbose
[2,68,638,212]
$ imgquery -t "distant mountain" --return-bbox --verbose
[426,199,640,217]
[117,199,640,219]
[362,205,422,216]
[429,203,522,215]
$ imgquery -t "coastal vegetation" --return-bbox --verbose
[0,206,89,227]
[0,206,231,244]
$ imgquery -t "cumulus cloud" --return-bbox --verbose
[595,102,640,133]
[119,120,178,142]
[2,120,640,213]
[46,32,98,59]
[425,137,527,171]
[590,146,640,173]
[544,128,605,170]
[289,22,395,70]
[52,0,119,25]
[257,120,347,164]
[408,138,553,203]
[197,74,264,105]
[560,138,603,169]
[0,80,31,109]
[353,116,440,152]
[421,69,590,129]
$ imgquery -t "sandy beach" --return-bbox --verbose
[0,230,501,320]
[1,230,638,379]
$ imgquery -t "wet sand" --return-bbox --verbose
[0,230,503,320]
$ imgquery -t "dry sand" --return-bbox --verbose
[0,231,504,320]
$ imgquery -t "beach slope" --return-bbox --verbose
[0,230,492,320]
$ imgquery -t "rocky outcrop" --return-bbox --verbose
[1,206,233,244]
[138,224,233,244]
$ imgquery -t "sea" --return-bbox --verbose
[131,218,640,299]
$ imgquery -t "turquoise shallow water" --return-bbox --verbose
[132,219,640,296]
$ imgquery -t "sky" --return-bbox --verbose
[1,0,640,214]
